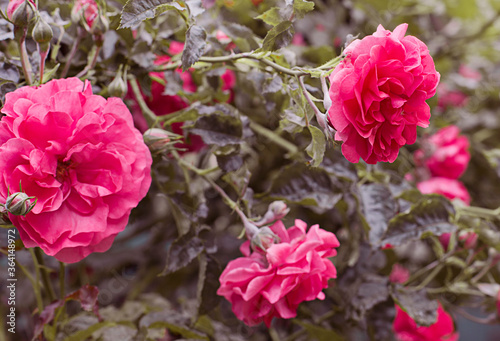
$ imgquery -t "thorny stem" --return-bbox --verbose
[18,27,32,85]
[38,49,48,84]
[29,248,44,313]
[249,121,299,155]
[175,156,259,238]
[35,247,56,302]
[60,28,83,78]
[128,75,159,127]
[75,44,101,78]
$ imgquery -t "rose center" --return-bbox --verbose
[56,159,75,183]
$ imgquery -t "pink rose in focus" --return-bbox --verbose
[389,264,410,284]
[393,304,459,341]
[0,78,152,262]
[417,177,470,205]
[217,219,340,327]
[415,125,470,179]
[328,24,440,164]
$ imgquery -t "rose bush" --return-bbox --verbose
[217,219,339,326]
[328,23,440,163]
[393,303,459,341]
[0,77,151,263]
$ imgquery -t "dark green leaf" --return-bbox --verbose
[190,105,243,147]
[131,41,156,68]
[279,108,306,134]
[161,229,205,275]
[197,253,222,316]
[220,23,260,51]
[181,25,207,70]
[391,285,438,327]
[0,62,19,83]
[379,195,457,247]
[359,183,397,246]
[266,163,342,211]
[261,21,294,52]
[120,0,175,29]
[140,310,209,340]
[216,154,243,173]
[255,7,283,26]
[305,125,326,167]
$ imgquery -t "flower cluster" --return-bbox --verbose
[217,220,339,326]
[328,23,440,164]
[0,78,152,263]
[393,303,459,341]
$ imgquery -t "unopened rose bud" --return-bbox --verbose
[90,12,108,36]
[251,226,279,253]
[255,200,290,226]
[108,72,127,98]
[7,0,35,28]
[144,128,171,153]
[4,192,36,216]
[32,16,53,52]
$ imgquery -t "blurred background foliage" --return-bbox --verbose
[1,0,500,340]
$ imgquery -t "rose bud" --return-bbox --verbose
[458,230,478,250]
[4,192,36,216]
[250,226,279,253]
[32,16,53,52]
[71,0,98,30]
[143,128,172,153]
[7,0,35,28]
[108,68,127,98]
[254,200,290,226]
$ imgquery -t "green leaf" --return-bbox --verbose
[266,163,343,211]
[391,285,438,327]
[305,125,326,167]
[0,61,19,83]
[379,195,457,247]
[185,0,205,17]
[120,0,175,29]
[359,183,397,246]
[255,7,282,26]
[292,0,315,19]
[197,253,222,316]
[181,24,207,70]
[294,321,344,341]
[261,21,294,52]
[160,229,205,275]
[190,104,243,147]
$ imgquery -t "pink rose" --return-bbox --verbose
[439,230,478,251]
[393,303,459,341]
[414,125,470,179]
[328,24,440,164]
[217,220,339,327]
[417,177,470,205]
[0,78,152,263]
[497,290,500,318]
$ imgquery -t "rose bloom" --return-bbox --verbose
[417,177,470,205]
[414,125,470,180]
[0,78,152,263]
[393,304,459,341]
[328,24,439,164]
[389,264,410,284]
[217,219,339,327]
[130,42,236,153]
